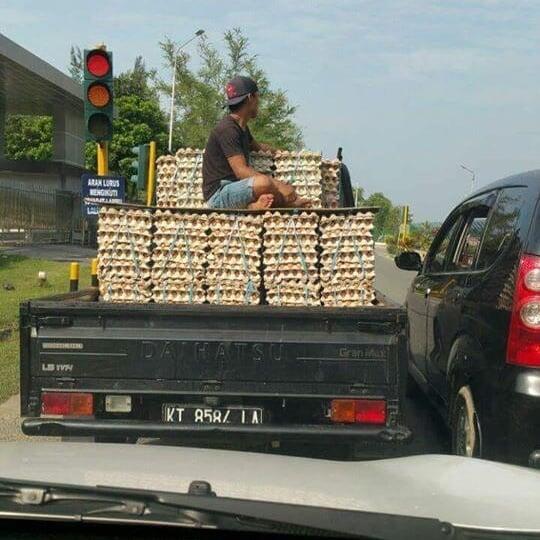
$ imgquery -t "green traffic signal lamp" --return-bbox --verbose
[84,48,113,142]
[131,144,150,189]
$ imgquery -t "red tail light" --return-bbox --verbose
[41,392,93,416]
[330,399,387,424]
[507,254,540,367]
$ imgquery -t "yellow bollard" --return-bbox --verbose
[69,262,80,292]
[91,258,99,287]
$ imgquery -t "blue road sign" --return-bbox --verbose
[81,174,125,217]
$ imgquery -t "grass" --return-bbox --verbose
[0,254,90,403]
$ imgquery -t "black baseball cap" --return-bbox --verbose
[225,76,259,106]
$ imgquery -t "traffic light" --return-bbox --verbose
[84,48,113,141]
[131,144,149,189]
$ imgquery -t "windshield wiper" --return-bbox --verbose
[0,476,474,539]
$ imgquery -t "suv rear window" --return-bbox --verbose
[476,187,527,268]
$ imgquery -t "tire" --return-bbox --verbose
[451,385,482,458]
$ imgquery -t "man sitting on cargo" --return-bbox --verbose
[202,76,310,210]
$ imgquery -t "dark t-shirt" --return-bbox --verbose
[202,115,253,200]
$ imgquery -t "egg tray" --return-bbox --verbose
[156,149,205,209]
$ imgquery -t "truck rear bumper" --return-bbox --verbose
[22,418,412,444]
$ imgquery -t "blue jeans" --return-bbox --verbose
[207,178,254,209]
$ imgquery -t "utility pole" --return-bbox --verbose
[460,164,476,194]
[168,29,205,153]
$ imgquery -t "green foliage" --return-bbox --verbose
[364,192,401,240]
[409,221,438,252]
[4,115,53,160]
[0,254,90,403]
[158,28,303,151]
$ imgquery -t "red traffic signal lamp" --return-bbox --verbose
[84,48,113,142]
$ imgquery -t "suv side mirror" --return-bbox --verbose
[395,251,422,272]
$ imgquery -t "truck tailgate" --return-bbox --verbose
[25,302,402,386]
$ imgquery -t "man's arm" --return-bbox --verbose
[251,139,276,153]
[227,154,260,180]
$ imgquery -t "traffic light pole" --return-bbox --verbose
[97,142,108,175]
[146,141,156,206]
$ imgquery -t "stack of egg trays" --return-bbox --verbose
[97,206,153,303]
[320,159,341,208]
[273,151,323,207]
[155,154,178,208]
[250,150,274,175]
[174,148,205,208]
[319,211,376,307]
[207,213,263,305]
[262,211,320,306]
[151,209,208,304]
[155,149,205,209]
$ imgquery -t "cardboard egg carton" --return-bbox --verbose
[266,280,321,307]
[250,151,274,174]
[151,210,208,304]
[155,148,206,209]
[319,212,376,306]
[99,278,153,303]
[206,213,263,305]
[262,211,320,306]
[273,151,323,207]
[153,281,206,304]
[97,206,153,291]
[321,160,341,208]
[320,282,376,307]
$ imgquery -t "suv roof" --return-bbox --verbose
[464,169,540,203]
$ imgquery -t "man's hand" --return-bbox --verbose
[251,140,277,154]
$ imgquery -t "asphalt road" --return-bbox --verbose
[373,244,417,304]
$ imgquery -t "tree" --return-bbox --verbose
[364,192,401,240]
[69,45,83,84]
[157,28,303,151]
[4,115,52,160]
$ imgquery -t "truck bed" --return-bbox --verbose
[20,288,410,453]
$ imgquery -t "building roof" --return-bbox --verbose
[0,32,82,115]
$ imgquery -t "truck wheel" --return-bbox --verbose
[94,436,138,444]
[451,385,482,458]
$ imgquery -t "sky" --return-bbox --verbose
[2,0,540,221]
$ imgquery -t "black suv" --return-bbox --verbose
[396,170,540,466]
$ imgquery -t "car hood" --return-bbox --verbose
[0,442,539,531]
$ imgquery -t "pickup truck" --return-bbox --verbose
[19,288,410,457]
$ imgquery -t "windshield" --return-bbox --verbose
[1,2,540,538]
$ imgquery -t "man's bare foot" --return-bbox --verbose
[248,193,274,210]
[291,196,313,208]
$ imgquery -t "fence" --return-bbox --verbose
[0,184,84,244]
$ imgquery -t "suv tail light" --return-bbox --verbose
[41,392,93,416]
[330,399,386,424]
[507,253,540,367]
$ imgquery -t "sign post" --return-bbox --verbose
[81,174,126,218]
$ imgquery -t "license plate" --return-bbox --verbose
[162,404,263,425]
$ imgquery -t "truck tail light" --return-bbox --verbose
[507,253,540,367]
[330,399,386,424]
[41,392,93,416]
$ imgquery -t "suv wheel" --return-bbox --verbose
[451,385,482,458]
